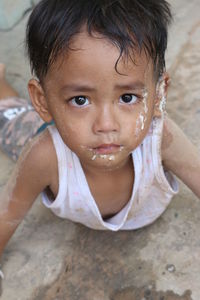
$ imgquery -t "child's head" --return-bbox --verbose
[27,0,172,171]
[26,0,172,81]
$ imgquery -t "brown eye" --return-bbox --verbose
[120,94,138,104]
[70,96,89,106]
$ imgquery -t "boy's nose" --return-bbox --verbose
[92,105,119,134]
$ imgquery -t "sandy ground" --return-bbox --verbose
[0,0,200,299]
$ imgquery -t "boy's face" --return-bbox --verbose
[29,30,165,173]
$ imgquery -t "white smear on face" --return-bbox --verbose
[91,153,116,161]
[88,146,125,161]
[139,113,145,130]
[135,117,140,137]
[108,155,115,161]
[135,88,148,137]
[157,79,166,113]
[100,155,107,160]
[135,112,145,137]
[92,154,97,161]
[99,154,116,161]
[142,89,149,114]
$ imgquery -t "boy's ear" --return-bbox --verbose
[153,72,170,118]
[28,79,53,123]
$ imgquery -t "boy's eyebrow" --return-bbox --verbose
[114,82,145,90]
[60,81,145,93]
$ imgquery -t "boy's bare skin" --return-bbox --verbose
[0,29,200,257]
[162,117,200,197]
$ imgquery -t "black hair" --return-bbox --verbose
[26,0,172,81]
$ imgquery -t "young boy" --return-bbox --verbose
[0,0,200,271]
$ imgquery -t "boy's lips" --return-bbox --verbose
[93,144,121,154]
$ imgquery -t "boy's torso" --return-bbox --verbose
[40,118,178,231]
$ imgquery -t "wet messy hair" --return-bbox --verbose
[26,0,172,81]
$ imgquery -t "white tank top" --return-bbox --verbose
[42,117,178,231]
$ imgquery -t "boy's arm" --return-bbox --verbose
[161,115,200,198]
[0,130,55,257]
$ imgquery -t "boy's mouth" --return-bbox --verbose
[93,144,121,154]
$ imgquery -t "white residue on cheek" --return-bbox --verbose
[135,112,145,137]
[142,89,148,114]
[157,79,166,113]
[134,89,149,137]
[139,113,145,130]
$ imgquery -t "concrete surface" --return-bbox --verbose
[0,0,200,299]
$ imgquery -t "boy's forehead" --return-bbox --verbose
[46,29,154,84]
[69,29,152,66]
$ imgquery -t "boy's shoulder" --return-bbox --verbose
[19,128,58,189]
[24,127,55,159]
